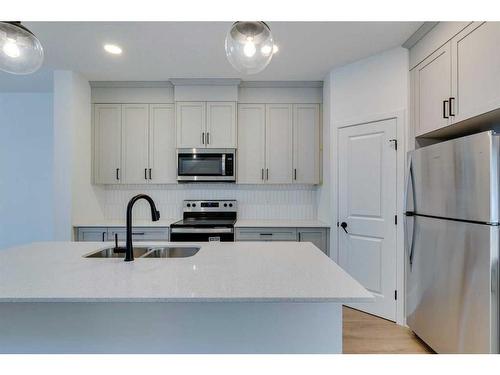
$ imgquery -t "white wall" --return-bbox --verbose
[0,93,54,249]
[53,71,104,240]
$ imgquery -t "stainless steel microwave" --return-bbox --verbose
[177,148,236,182]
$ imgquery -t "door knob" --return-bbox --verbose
[340,222,349,234]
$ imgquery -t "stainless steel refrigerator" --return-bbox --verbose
[405,130,499,354]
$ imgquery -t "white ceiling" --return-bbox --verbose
[0,22,422,91]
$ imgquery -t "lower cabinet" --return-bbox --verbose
[76,227,169,242]
[235,227,329,255]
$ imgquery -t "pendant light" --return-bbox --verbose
[225,21,275,75]
[0,21,44,75]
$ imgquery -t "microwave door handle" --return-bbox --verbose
[222,154,226,176]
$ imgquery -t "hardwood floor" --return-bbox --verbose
[343,306,434,354]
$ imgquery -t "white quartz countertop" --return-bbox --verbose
[73,219,330,228]
[0,241,371,303]
[234,219,330,228]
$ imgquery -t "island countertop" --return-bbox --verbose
[0,241,372,303]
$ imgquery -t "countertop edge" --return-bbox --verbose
[0,297,372,303]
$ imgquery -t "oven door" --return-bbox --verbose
[170,227,235,242]
[177,149,235,182]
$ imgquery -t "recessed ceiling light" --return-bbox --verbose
[104,44,122,55]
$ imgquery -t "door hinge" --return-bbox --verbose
[394,215,397,225]
[394,290,398,300]
[389,139,397,150]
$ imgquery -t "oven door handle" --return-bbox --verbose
[170,227,234,234]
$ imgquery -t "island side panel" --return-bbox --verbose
[0,302,342,354]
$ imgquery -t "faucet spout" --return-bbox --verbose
[125,194,160,262]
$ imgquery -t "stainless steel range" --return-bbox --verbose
[170,200,237,242]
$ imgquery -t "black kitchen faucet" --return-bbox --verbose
[125,194,160,261]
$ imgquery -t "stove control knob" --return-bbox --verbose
[224,203,228,207]
[187,203,191,207]
[229,203,233,207]
[192,203,196,207]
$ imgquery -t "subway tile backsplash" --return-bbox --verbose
[104,184,318,221]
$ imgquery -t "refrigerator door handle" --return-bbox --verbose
[405,153,417,268]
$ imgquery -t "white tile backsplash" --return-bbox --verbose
[104,184,318,221]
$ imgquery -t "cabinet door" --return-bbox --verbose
[77,228,107,242]
[414,42,452,136]
[451,22,500,123]
[265,104,293,183]
[121,104,149,184]
[149,104,176,184]
[293,104,320,184]
[206,102,237,148]
[237,104,266,184]
[94,104,122,184]
[298,228,328,255]
[235,228,297,241]
[176,102,206,148]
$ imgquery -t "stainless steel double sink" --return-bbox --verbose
[84,246,200,259]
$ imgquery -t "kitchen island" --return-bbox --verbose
[0,241,371,353]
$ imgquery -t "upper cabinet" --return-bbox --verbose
[94,104,122,184]
[451,22,500,123]
[176,101,236,148]
[293,104,320,184]
[237,103,320,185]
[266,104,293,183]
[413,43,452,136]
[94,103,176,184]
[411,22,500,138]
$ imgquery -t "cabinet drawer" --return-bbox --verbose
[107,227,169,241]
[236,228,297,241]
[77,227,108,242]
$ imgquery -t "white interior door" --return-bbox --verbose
[338,118,398,321]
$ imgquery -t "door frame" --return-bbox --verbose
[333,110,407,325]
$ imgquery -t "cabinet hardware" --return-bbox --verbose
[260,233,273,236]
[298,232,301,241]
[340,222,348,234]
[294,168,297,180]
[102,232,106,242]
[395,215,398,225]
[202,132,205,145]
[144,168,148,180]
[116,168,120,180]
[389,139,397,150]
[394,290,398,300]
[266,168,269,180]
[132,232,145,236]
[449,97,455,116]
[207,132,210,144]
[149,168,152,180]
[443,100,449,119]
[261,168,264,180]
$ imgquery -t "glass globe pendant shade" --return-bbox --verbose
[225,21,274,75]
[0,22,44,75]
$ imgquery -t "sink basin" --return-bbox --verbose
[143,246,200,258]
[84,247,150,258]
